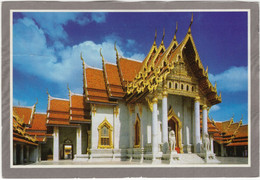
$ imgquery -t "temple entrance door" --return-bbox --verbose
[168,118,179,152]
[63,144,73,159]
[168,107,183,153]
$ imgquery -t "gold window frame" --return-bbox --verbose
[98,118,113,149]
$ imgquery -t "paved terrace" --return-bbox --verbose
[17,156,248,166]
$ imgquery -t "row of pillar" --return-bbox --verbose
[13,144,39,165]
[53,126,82,161]
[150,93,208,158]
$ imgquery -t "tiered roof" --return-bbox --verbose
[69,92,91,124]
[125,17,221,105]
[209,117,247,147]
[46,96,72,126]
[26,113,47,143]
[13,105,35,127]
[13,107,38,146]
[46,91,91,126]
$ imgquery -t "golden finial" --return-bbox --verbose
[80,52,84,61]
[35,98,38,105]
[206,66,208,74]
[174,22,178,40]
[46,89,50,96]
[214,82,217,89]
[154,29,157,45]
[114,41,119,60]
[188,13,194,34]
[100,48,105,65]
[67,83,70,93]
[161,28,165,43]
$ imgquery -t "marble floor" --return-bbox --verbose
[17,156,248,166]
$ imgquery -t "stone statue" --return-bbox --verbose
[203,133,210,152]
[168,129,176,152]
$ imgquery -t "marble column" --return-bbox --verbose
[13,144,17,165]
[76,126,82,156]
[162,91,168,145]
[35,146,39,163]
[210,135,214,153]
[194,97,200,153]
[152,96,158,160]
[221,144,224,157]
[202,105,208,137]
[53,126,59,161]
[20,144,24,164]
[26,145,30,163]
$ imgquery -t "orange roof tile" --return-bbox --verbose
[48,112,70,120]
[227,142,248,146]
[225,123,240,136]
[13,137,38,146]
[118,58,142,82]
[71,94,85,109]
[30,113,47,131]
[105,63,122,86]
[13,107,33,125]
[26,131,46,136]
[49,99,70,112]
[235,125,248,138]
[86,68,106,91]
[71,109,85,116]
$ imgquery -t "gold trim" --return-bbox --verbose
[168,107,183,153]
[91,104,96,116]
[97,118,113,149]
[133,115,141,148]
[145,97,153,112]
[114,106,119,117]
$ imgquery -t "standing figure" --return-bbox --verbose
[168,129,176,152]
[204,133,210,152]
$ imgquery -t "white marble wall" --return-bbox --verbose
[91,104,114,149]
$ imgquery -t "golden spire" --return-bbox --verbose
[214,82,217,89]
[100,48,105,65]
[35,98,38,105]
[67,84,71,95]
[153,29,157,45]
[174,22,178,40]
[46,89,50,96]
[161,28,165,44]
[114,41,119,60]
[188,13,193,34]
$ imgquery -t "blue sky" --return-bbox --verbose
[12,11,248,124]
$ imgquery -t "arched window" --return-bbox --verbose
[175,83,178,89]
[168,81,172,89]
[134,115,141,148]
[98,118,113,149]
[192,86,194,92]
[186,85,189,91]
[181,84,184,90]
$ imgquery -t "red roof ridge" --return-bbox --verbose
[35,112,46,115]
[104,60,117,66]
[49,96,69,101]
[70,92,84,96]
[85,65,103,71]
[119,55,143,63]
[13,105,34,109]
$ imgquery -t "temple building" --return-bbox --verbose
[12,15,248,165]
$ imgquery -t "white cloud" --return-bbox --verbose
[210,105,220,112]
[22,12,107,41]
[91,13,107,23]
[13,17,145,94]
[208,66,248,92]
